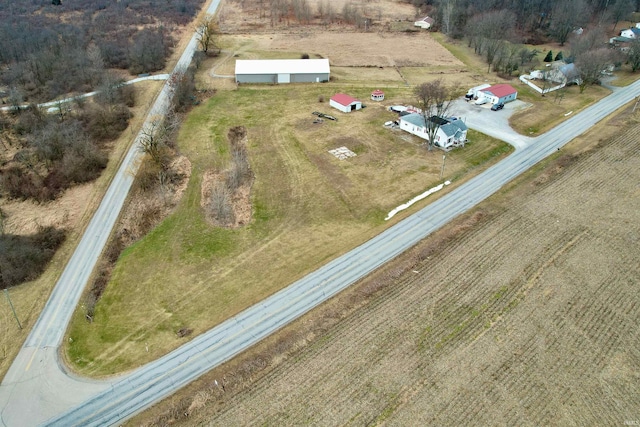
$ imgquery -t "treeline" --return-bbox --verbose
[231,0,384,28]
[410,0,636,43]
[0,0,205,103]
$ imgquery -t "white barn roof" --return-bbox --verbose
[235,59,330,75]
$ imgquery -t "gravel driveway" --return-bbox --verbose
[449,98,533,150]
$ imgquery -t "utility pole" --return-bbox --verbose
[440,154,447,180]
[4,288,22,330]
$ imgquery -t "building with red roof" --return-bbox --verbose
[371,89,385,101]
[480,84,518,105]
[330,93,362,113]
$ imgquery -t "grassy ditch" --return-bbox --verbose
[65,83,511,376]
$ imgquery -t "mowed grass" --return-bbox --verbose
[509,84,611,135]
[64,83,511,376]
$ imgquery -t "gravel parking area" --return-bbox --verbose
[450,99,533,149]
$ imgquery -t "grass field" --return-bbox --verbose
[64,79,511,376]
[130,100,640,427]
[0,80,165,382]
[509,83,611,136]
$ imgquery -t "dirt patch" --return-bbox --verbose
[200,125,254,228]
[246,32,463,68]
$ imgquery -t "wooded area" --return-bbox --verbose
[0,0,205,289]
[411,0,637,41]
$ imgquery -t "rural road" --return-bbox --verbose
[0,74,171,113]
[0,0,221,426]
[2,12,640,427]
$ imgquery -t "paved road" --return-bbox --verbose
[0,0,221,426]
[1,16,639,425]
[0,74,170,113]
[40,80,640,425]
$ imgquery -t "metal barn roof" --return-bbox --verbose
[482,84,517,98]
[331,93,360,106]
[235,58,330,75]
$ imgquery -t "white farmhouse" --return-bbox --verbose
[399,114,468,150]
[620,27,640,39]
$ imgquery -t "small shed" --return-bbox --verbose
[371,89,385,101]
[479,84,518,105]
[330,93,362,113]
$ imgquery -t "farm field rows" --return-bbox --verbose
[168,117,640,425]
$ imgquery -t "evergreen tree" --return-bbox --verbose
[555,51,564,61]
[544,50,554,62]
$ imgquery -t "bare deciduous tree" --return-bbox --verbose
[609,0,634,31]
[550,0,590,46]
[138,117,174,165]
[439,0,456,35]
[627,38,640,72]
[466,10,515,72]
[210,183,235,225]
[196,15,219,54]
[414,79,458,151]
[569,27,607,61]
[574,48,614,93]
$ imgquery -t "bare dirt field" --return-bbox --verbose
[132,110,640,426]
[245,32,463,68]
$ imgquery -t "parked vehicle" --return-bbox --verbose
[491,102,504,111]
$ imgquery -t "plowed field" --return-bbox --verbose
[175,121,640,425]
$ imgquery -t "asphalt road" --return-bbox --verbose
[0,0,221,426]
[42,80,640,426]
[1,13,639,425]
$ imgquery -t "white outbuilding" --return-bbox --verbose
[414,16,434,29]
[330,93,362,113]
[235,58,330,84]
[371,89,385,101]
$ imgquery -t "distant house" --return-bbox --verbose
[330,93,362,113]
[479,84,518,105]
[610,35,633,51]
[414,16,434,29]
[531,61,581,86]
[620,27,640,39]
[399,114,468,150]
[235,58,330,84]
[553,63,581,85]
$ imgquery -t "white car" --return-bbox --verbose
[474,97,489,105]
